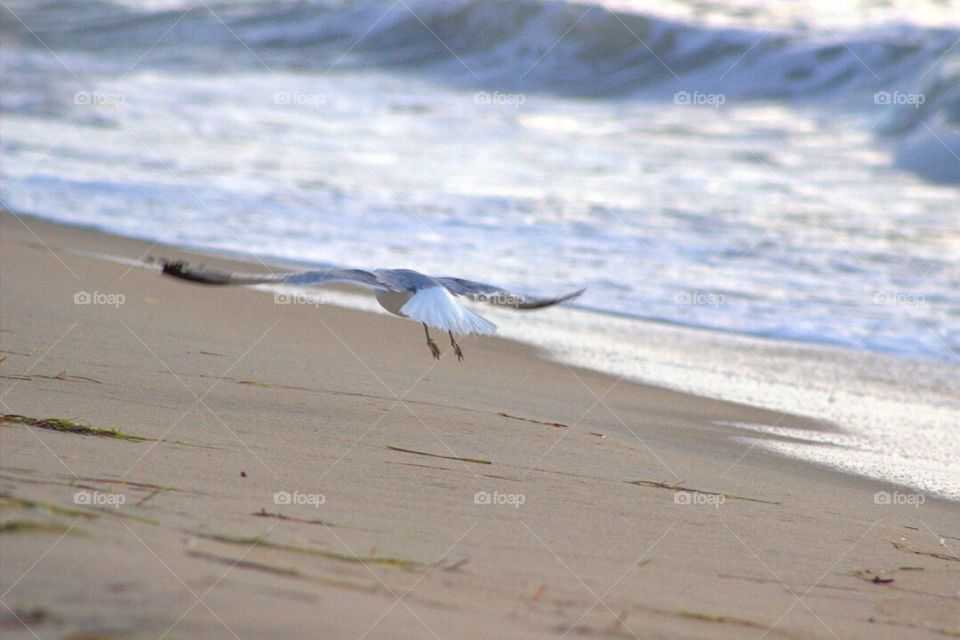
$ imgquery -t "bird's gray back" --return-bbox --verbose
[374,269,438,291]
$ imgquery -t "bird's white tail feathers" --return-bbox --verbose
[401,286,497,335]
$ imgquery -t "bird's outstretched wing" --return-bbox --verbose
[435,276,585,310]
[160,260,395,290]
[160,260,585,308]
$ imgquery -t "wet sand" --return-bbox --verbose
[1,210,958,639]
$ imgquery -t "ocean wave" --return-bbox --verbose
[4,0,958,99]
[5,0,958,184]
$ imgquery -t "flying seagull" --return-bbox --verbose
[159,260,584,361]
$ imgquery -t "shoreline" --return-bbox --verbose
[2,210,958,639]
[10,209,956,501]
[11,209,953,368]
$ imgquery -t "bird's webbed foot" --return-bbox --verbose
[449,331,464,362]
[423,324,441,360]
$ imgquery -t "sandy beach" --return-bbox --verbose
[1,210,958,639]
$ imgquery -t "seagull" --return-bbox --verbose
[159,260,584,361]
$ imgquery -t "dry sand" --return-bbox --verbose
[1,210,958,639]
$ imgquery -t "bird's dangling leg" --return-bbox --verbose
[448,331,464,362]
[423,323,441,360]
